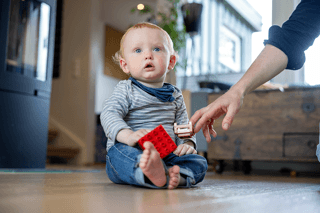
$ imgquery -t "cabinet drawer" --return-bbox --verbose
[283,133,318,158]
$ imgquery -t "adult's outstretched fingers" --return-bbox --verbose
[201,123,211,143]
[209,120,217,138]
[189,109,203,133]
[221,104,238,130]
[193,104,221,134]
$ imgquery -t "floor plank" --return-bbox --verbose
[0,167,319,213]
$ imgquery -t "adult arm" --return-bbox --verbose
[264,0,320,70]
[190,0,320,142]
[190,45,288,142]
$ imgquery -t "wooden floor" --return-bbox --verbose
[0,165,319,213]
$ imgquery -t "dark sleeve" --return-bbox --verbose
[263,0,320,70]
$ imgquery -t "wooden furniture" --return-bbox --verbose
[207,87,320,173]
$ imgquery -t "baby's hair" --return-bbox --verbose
[113,22,178,66]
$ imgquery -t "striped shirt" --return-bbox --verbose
[100,79,196,151]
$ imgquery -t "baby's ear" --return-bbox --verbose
[168,55,177,70]
[119,57,130,74]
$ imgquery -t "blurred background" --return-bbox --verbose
[0,0,319,176]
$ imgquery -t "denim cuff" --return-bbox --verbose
[178,167,196,188]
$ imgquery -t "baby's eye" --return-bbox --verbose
[135,49,141,53]
[153,47,160,52]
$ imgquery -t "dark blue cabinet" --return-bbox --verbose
[0,0,56,168]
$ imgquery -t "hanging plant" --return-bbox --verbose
[181,3,203,35]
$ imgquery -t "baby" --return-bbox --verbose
[100,22,207,189]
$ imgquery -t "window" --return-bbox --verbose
[218,26,241,73]
[247,0,272,62]
[178,0,261,77]
[305,37,320,86]
[176,0,263,90]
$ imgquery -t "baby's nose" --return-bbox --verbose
[144,51,153,59]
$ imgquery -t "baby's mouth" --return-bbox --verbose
[144,63,154,69]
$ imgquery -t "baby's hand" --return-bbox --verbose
[173,142,197,156]
[127,129,151,146]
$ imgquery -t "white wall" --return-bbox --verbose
[95,0,157,114]
[49,0,158,165]
[102,0,156,32]
[49,0,94,165]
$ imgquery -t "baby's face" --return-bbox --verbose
[120,27,174,84]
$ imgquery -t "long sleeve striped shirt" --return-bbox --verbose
[100,79,196,151]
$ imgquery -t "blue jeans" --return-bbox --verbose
[106,143,208,189]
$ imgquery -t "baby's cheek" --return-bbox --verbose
[157,56,166,66]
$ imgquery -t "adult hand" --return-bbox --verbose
[189,89,243,143]
[173,142,197,156]
[189,45,288,143]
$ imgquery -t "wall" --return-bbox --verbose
[49,0,93,165]
[49,0,157,165]
[95,0,157,114]
[88,0,104,164]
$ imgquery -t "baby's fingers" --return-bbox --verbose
[185,145,197,155]
[136,129,152,139]
[180,145,191,156]
[140,129,151,135]
[173,145,183,156]
[186,147,196,155]
[174,144,197,156]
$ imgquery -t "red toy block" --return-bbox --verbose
[138,125,177,158]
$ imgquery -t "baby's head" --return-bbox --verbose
[114,22,178,64]
[113,22,178,84]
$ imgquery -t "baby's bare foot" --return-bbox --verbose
[139,142,166,187]
[168,165,180,190]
